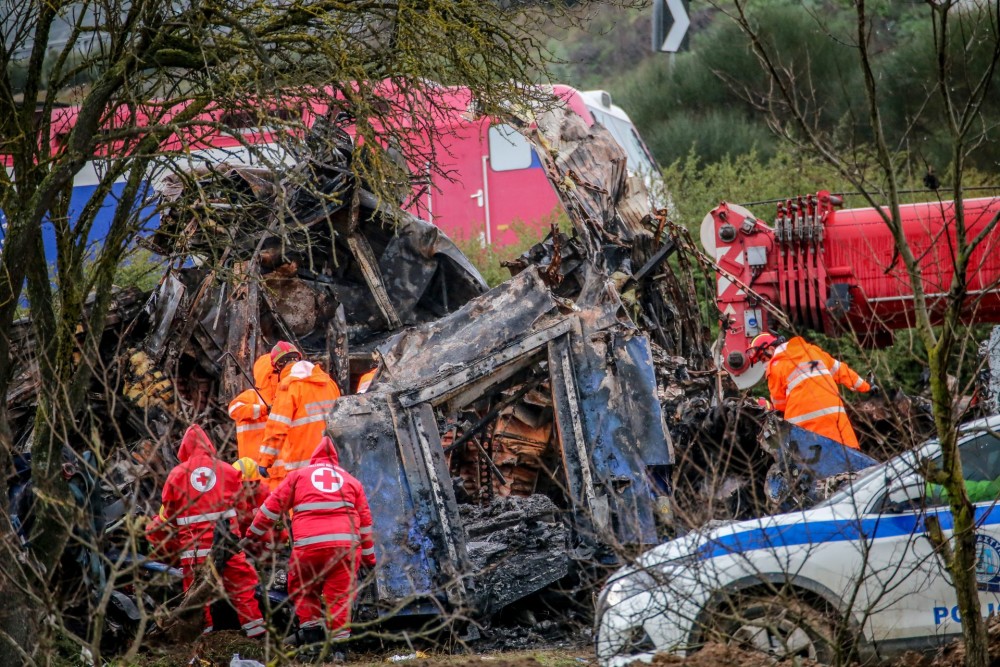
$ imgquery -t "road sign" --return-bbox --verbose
[652,0,691,53]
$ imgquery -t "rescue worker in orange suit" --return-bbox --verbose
[257,342,341,489]
[146,425,266,637]
[246,436,376,651]
[748,333,877,450]
[228,353,279,462]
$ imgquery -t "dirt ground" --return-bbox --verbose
[117,617,1000,667]
[123,632,595,667]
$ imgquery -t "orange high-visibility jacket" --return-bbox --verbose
[766,336,870,449]
[258,360,341,485]
[227,354,279,462]
[356,368,377,394]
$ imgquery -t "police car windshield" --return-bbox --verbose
[816,426,997,509]
[816,447,924,507]
[816,459,895,507]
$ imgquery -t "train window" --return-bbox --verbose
[488,124,532,172]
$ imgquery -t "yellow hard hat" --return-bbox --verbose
[233,457,262,481]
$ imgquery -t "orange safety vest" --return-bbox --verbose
[227,354,279,462]
[765,336,870,449]
[258,360,341,487]
[356,368,377,394]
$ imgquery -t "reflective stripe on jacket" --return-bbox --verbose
[356,368,377,394]
[766,336,870,449]
[160,425,244,563]
[229,389,268,462]
[248,437,376,566]
[228,354,279,462]
[258,360,341,480]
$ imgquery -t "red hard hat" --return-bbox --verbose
[746,333,779,365]
[270,341,301,366]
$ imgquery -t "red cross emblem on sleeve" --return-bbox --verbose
[310,466,344,493]
[190,466,217,492]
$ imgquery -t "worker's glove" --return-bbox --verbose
[258,466,269,479]
[243,538,264,558]
[868,384,881,396]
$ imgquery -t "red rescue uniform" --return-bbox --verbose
[766,336,871,449]
[258,360,341,488]
[247,437,376,638]
[155,425,265,637]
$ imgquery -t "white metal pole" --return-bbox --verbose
[481,155,492,246]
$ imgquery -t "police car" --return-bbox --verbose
[595,415,1000,665]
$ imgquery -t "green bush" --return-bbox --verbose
[642,110,778,166]
[455,210,569,287]
[112,247,165,292]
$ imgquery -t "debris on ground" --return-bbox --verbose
[649,643,821,667]
[386,652,430,662]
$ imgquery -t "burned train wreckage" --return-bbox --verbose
[5,106,750,630]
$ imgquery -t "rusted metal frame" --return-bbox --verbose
[547,333,600,529]
[652,211,669,249]
[162,272,216,368]
[397,319,575,409]
[442,376,544,455]
[628,237,677,285]
[219,261,260,401]
[326,304,349,392]
[346,182,402,330]
[397,401,469,606]
[145,274,186,360]
[258,287,300,348]
[467,435,508,487]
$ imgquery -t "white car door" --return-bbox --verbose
[860,431,1000,655]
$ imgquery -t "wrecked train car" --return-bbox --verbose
[5,103,733,628]
[324,106,715,616]
[144,108,699,616]
[331,267,674,616]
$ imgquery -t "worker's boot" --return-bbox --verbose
[283,624,325,648]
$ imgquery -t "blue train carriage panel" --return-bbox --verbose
[326,391,469,616]
[552,327,673,548]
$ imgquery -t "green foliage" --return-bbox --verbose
[661,147,849,232]
[639,110,778,168]
[613,2,867,165]
[111,248,165,292]
[664,146,1000,234]
[877,8,1000,171]
[544,6,651,89]
[455,210,569,287]
[812,324,989,401]
[543,0,1000,173]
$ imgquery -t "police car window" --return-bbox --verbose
[926,432,1000,507]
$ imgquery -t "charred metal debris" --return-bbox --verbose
[4,107,771,628]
